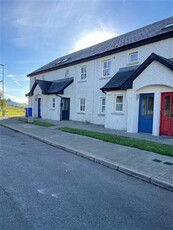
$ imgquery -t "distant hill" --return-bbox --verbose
[7,99,28,107]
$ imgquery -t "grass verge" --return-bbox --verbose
[15,117,55,127]
[58,127,173,157]
[0,106,25,117]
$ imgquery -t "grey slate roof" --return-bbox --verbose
[46,77,73,94]
[28,17,173,77]
[26,77,73,96]
[100,66,139,92]
[101,53,173,92]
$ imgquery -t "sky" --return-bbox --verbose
[0,0,173,104]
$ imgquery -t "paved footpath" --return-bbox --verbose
[0,117,173,191]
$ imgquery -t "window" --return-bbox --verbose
[65,69,70,78]
[129,51,138,63]
[115,95,123,112]
[80,66,87,80]
[100,97,106,113]
[79,98,85,112]
[52,98,55,108]
[103,60,111,77]
[164,95,170,116]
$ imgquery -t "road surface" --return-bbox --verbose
[0,126,173,230]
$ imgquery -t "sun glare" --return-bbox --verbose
[72,30,116,52]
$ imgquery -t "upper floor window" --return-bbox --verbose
[129,51,138,63]
[52,98,55,108]
[100,97,106,114]
[115,95,123,112]
[65,69,70,78]
[80,66,87,80]
[103,60,111,77]
[79,98,85,112]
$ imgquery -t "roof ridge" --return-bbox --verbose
[28,16,173,77]
[46,17,173,60]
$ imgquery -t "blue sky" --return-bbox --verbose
[0,0,172,103]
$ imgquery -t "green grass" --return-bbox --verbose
[33,120,55,127]
[15,117,28,123]
[0,106,25,116]
[15,117,55,127]
[58,127,173,157]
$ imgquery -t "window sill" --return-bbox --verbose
[77,112,86,115]
[78,80,87,83]
[99,76,111,80]
[127,61,139,66]
[98,113,105,116]
[111,112,124,115]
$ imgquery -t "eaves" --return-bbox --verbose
[27,31,173,77]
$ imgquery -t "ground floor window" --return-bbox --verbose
[79,98,85,112]
[100,97,106,113]
[115,95,124,112]
[52,98,55,108]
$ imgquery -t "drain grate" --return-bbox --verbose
[152,159,162,163]
[163,162,173,166]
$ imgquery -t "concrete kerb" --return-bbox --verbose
[1,123,173,192]
[118,165,151,182]
[150,177,173,191]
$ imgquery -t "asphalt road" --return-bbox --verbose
[0,126,173,230]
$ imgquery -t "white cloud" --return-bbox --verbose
[6,94,28,104]
[4,75,29,103]
[4,0,100,50]
[71,30,116,52]
[7,74,29,86]
[4,86,28,104]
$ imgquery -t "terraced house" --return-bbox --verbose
[26,17,173,137]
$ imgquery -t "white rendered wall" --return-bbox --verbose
[27,38,173,124]
[129,61,173,136]
[105,90,127,130]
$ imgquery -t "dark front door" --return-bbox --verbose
[160,92,173,136]
[38,98,41,118]
[138,93,154,133]
[61,98,70,120]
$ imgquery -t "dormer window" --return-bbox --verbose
[162,23,173,30]
[129,51,138,64]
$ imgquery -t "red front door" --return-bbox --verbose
[160,92,173,136]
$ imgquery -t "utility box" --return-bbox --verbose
[28,116,34,123]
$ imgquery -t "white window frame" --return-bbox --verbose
[100,97,106,114]
[52,97,56,108]
[80,65,87,80]
[128,51,138,64]
[102,59,111,77]
[79,98,85,112]
[65,69,70,78]
[114,95,124,113]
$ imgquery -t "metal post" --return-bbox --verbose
[0,64,5,116]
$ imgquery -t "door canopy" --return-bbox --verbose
[26,77,73,96]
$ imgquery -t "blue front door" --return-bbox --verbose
[138,94,154,133]
[38,98,41,118]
